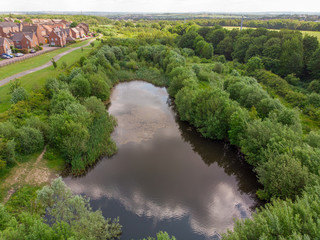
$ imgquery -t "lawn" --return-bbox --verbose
[0,41,99,114]
[0,39,91,81]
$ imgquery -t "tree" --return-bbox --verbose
[50,90,77,114]
[232,35,252,62]
[51,58,57,69]
[16,126,44,154]
[178,30,200,49]
[257,154,310,200]
[308,48,320,79]
[37,178,122,239]
[308,79,320,93]
[195,40,213,59]
[205,28,226,49]
[89,74,110,101]
[70,22,78,28]
[216,37,233,60]
[70,74,91,98]
[143,232,176,240]
[279,37,304,76]
[303,35,319,66]
[9,79,21,94]
[246,56,264,72]
[11,87,28,104]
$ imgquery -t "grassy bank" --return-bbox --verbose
[0,41,99,114]
[0,39,91,81]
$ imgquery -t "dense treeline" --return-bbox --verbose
[0,14,111,25]
[194,18,320,31]
[175,24,320,80]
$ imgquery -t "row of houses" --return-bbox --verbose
[0,20,90,54]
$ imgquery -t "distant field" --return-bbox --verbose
[223,26,320,41]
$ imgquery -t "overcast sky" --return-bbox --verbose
[2,0,320,13]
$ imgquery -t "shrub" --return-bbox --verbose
[16,126,44,154]
[11,87,28,104]
[69,74,91,98]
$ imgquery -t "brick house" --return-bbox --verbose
[11,32,38,49]
[70,28,80,39]
[77,23,89,35]
[76,27,86,38]
[0,22,19,38]
[22,25,46,45]
[0,37,14,54]
[42,25,53,36]
[48,28,67,47]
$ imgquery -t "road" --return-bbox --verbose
[0,38,95,87]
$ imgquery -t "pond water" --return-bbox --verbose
[63,81,261,240]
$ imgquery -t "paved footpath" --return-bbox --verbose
[0,38,95,87]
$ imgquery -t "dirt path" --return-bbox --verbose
[0,38,96,87]
[2,147,56,204]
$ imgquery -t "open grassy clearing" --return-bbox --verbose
[0,148,61,204]
[0,41,99,114]
[0,39,90,81]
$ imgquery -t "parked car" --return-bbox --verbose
[2,53,13,58]
[14,53,24,57]
[30,49,36,53]
[0,54,11,59]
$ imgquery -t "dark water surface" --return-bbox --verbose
[63,81,261,240]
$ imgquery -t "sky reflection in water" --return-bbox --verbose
[63,81,260,240]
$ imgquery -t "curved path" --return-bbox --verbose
[0,38,96,87]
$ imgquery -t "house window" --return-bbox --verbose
[51,38,54,41]
[55,38,57,41]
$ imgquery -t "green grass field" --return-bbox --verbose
[0,41,99,113]
[223,26,320,41]
[0,39,91,81]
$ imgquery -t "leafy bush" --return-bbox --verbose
[16,126,44,154]
[11,87,28,104]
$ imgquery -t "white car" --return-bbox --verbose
[14,53,24,57]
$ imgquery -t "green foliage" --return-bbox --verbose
[69,74,91,98]
[143,231,176,240]
[5,185,40,215]
[11,87,28,104]
[223,185,320,239]
[51,58,57,69]
[279,37,304,76]
[70,22,77,28]
[37,178,122,239]
[308,48,320,79]
[60,61,67,69]
[246,56,264,72]
[308,79,320,93]
[0,178,122,239]
[15,126,44,154]
[8,79,21,94]
[50,90,77,114]
[257,153,310,200]
[194,40,213,59]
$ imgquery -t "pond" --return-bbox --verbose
[63,81,261,240]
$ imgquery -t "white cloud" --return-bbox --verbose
[1,0,320,13]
